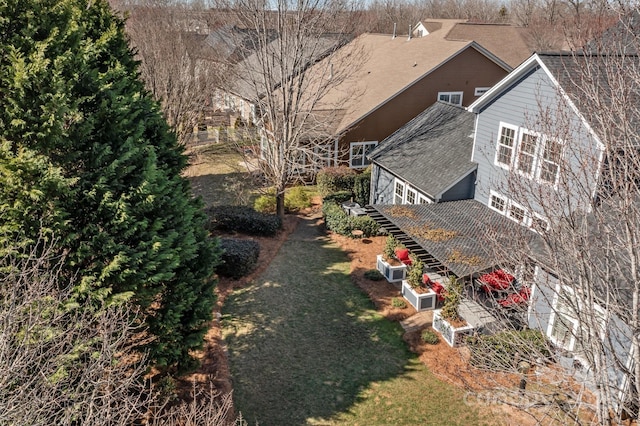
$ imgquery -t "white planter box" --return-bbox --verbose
[376,254,407,283]
[432,309,475,347]
[401,280,437,312]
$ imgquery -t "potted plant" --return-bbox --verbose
[401,254,438,311]
[432,276,475,347]
[376,235,408,282]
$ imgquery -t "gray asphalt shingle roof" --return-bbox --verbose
[369,101,476,199]
[372,200,531,277]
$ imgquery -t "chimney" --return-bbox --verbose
[408,24,412,41]
[392,23,397,39]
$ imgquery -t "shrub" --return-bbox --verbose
[217,238,260,279]
[350,215,380,237]
[391,297,407,308]
[441,276,463,322]
[207,205,282,236]
[467,329,551,371]
[254,193,276,213]
[317,167,356,196]
[406,254,424,288]
[322,191,353,206]
[364,269,385,281]
[322,203,379,237]
[353,168,371,206]
[422,329,440,345]
[383,235,400,261]
[285,186,312,212]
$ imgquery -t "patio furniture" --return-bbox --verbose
[394,248,412,266]
[479,269,515,293]
[497,286,531,308]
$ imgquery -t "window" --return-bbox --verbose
[540,139,562,184]
[313,144,333,169]
[417,194,431,204]
[508,203,526,224]
[405,187,417,204]
[531,214,549,233]
[496,124,517,167]
[489,192,506,212]
[350,141,377,168]
[394,180,405,204]
[516,132,540,175]
[438,91,463,106]
[551,312,577,350]
[474,87,490,96]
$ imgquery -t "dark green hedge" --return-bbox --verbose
[317,167,357,196]
[322,202,379,237]
[353,168,371,206]
[322,191,353,205]
[207,205,282,236]
[217,238,260,278]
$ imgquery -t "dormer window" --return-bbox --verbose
[540,139,562,184]
[496,124,517,167]
[438,91,463,106]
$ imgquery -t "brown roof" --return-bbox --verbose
[310,19,485,134]
[445,23,534,68]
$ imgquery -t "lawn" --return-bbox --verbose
[222,217,491,425]
[184,142,261,208]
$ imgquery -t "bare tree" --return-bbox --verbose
[215,0,365,219]
[0,240,156,425]
[115,1,227,146]
[467,10,640,425]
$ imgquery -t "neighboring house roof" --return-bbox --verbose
[311,20,510,134]
[370,101,476,199]
[371,200,531,277]
[444,22,534,68]
[230,33,349,102]
[205,25,274,63]
[585,10,640,54]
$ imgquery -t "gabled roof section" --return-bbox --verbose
[310,20,510,134]
[370,101,476,199]
[445,22,534,68]
[230,33,349,101]
[371,200,530,277]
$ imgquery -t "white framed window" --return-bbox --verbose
[313,144,333,169]
[531,213,549,233]
[394,180,405,204]
[405,186,417,204]
[349,141,377,169]
[516,130,540,176]
[417,194,431,204]
[488,191,507,213]
[495,123,518,168]
[539,138,562,184]
[508,201,526,224]
[474,87,490,96]
[438,91,463,106]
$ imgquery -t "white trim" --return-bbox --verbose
[438,91,464,106]
[349,141,378,169]
[494,122,518,169]
[488,190,507,213]
[515,129,542,178]
[507,199,527,225]
[417,193,432,204]
[393,179,405,204]
[405,186,417,204]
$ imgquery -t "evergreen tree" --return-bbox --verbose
[0,0,218,372]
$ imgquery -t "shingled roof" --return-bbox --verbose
[370,101,476,200]
[371,200,531,277]
[445,22,534,68]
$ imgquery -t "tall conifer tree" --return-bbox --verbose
[0,0,218,372]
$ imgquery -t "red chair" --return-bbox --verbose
[497,286,530,308]
[431,281,446,301]
[422,273,431,285]
[395,248,412,266]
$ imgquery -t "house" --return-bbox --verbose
[369,101,476,205]
[214,33,349,125]
[306,19,512,170]
[366,49,639,416]
[414,21,536,68]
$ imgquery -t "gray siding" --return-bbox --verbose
[440,171,476,202]
[371,163,395,204]
[527,266,556,333]
[471,65,601,216]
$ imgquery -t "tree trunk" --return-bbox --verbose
[276,188,285,222]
